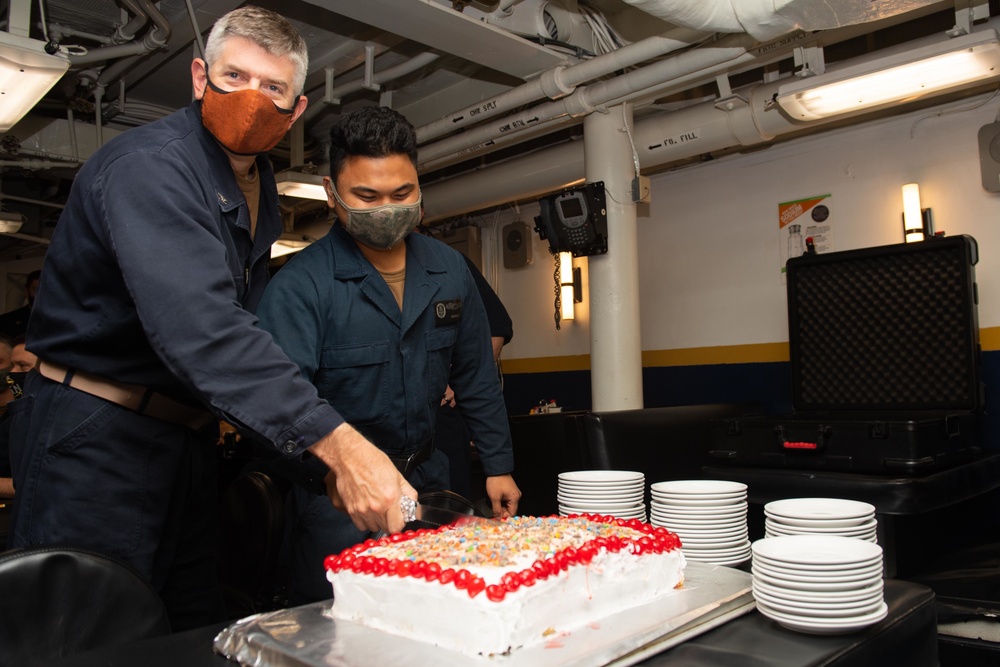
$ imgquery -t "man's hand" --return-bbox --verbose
[485,474,521,519]
[309,423,417,534]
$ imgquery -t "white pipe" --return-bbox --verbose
[0,232,50,245]
[585,105,644,411]
[416,27,710,143]
[0,193,67,208]
[424,21,1000,220]
[0,160,79,170]
[418,36,755,166]
[424,141,583,221]
[304,51,441,121]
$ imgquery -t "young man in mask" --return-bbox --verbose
[256,106,520,603]
[8,8,416,629]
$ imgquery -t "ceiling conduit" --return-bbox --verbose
[620,0,943,42]
[422,21,1000,221]
[304,51,442,122]
[415,26,712,143]
[418,34,756,166]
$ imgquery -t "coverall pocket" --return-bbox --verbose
[425,327,458,407]
[317,341,391,425]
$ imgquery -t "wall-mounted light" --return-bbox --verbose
[275,169,328,200]
[901,183,933,243]
[271,234,312,259]
[0,32,71,132]
[558,251,582,323]
[776,29,1000,121]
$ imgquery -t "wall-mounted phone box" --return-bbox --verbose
[534,181,608,257]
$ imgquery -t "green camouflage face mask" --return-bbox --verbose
[331,185,422,250]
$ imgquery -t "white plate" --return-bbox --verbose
[652,490,746,500]
[559,509,647,521]
[683,541,752,557]
[557,498,646,510]
[751,568,882,592]
[559,488,646,500]
[650,497,747,508]
[752,577,883,602]
[752,568,882,590]
[764,498,875,522]
[752,554,882,578]
[751,535,882,566]
[558,470,644,484]
[749,552,882,573]
[764,512,873,529]
[650,480,747,495]
[764,526,877,541]
[756,600,889,634]
[765,530,878,545]
[650,514,747,528]
[765,517,877,534]
[753,590,884,617]
[685,550,752,565]
[669,527,749,540]
[655,505,747,518]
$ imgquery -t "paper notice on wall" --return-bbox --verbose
[778,194,833,281]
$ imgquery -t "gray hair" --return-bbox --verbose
[204,6,308,95]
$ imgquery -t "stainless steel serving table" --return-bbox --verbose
[43,578,937,667]
[213,562,752,667]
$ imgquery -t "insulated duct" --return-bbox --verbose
[421,24,1000,221]
[621,0,943,41]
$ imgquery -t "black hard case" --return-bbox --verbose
[712,235,983,474]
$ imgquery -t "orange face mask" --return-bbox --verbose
[201,78,296,156]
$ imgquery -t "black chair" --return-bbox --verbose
[217,469,287,618]
[586,403,762,485]
[508,411,591,516]
[0,546,171,666]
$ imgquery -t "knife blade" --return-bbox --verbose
[414,502,499,528]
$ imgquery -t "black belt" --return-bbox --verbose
[387,439,435,477]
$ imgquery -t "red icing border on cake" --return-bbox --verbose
[324,514,682,603]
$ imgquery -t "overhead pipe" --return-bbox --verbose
[0,160,80,170]
[0,193,67,208]
[424,16,1000,223]
[303,51,441,122]
[418,34,756,166]
[620,0,942,42]
[0,232,51,245]
[415,27,711,143]
[67,0,170,66]
[113,0,150,43]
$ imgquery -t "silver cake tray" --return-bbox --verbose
[213,561,755,667]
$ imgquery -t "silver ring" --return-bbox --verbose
[400,495,417,523]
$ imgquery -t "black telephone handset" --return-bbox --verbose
[534,182,608,257]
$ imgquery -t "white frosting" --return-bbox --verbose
[328,543,685,657]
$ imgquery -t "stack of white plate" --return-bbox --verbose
[649,480,750,567]
[557,470,646,521]
[765,498,878,543]
[751,535,887,634]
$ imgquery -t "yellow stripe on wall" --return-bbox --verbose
[504,327,1000,374]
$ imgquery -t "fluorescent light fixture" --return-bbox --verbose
[777,30,1000,121]
[275,170,328,200]
[901,182,933,243]
[0,32,70,132]
[0,210,23,233]
[270,234,311,259]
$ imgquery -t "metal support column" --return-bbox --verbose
[584,103,644,412]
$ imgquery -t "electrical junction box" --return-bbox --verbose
[631,175,651,204]
[502,220,532,269]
